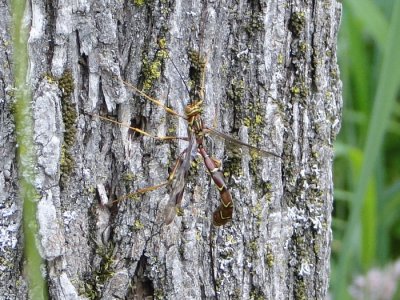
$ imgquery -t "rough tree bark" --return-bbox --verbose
[0,0,342,299]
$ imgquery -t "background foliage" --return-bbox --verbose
[332,0,400,299]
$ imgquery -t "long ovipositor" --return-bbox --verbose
[197,146,233,226]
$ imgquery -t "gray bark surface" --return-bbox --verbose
[1,0,342,299]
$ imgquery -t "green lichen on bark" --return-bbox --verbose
[223,148,243,178]
[290,81,309,99]
[141,38,169,91]
[133,0,145,6]
[250,288,265,300]
[133,219,145,231]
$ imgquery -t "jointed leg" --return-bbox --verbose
[112,148,188,204]
[92,113,188,142]
[120,78,186,120]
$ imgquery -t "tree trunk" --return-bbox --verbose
[1,0,342,299]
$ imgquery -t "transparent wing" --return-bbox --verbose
[163,133,197,225]
[207,127,280,158]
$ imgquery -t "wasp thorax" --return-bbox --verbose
[185,100,203,117]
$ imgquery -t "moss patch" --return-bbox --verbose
[58,70,76,187]
[289,11,306,37]
[245,12,264,37]
[188,49,206,102]
[265,251,274,268]
[80,244,115,299]
[227,79,245,107]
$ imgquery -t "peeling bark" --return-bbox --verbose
[1,0,342,299]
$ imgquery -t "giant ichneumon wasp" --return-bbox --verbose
[91,51,279,226]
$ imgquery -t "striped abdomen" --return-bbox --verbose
[198,146,233,226]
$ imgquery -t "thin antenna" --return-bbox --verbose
[169,58,191,97]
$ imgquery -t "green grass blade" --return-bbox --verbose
[381,182,400,229]
[11,0,49,298]
[361,178,376,269]
[346,14,372,121]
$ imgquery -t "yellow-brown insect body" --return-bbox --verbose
[185,100,234,226]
